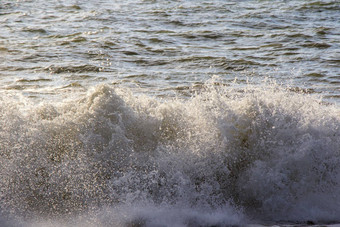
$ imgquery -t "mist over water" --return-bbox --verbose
[0,0,340,226]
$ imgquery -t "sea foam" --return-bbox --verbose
[0,80,339,226]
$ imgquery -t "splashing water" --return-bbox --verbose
[0,80,339,226]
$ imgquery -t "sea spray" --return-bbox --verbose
[0,80,339,226]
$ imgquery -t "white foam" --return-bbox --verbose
[0,80,339,225]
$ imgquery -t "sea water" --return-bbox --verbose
[0,0,339,226]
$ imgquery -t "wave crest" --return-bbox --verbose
[0,81,339,225]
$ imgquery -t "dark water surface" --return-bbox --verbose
[1,0,339,101]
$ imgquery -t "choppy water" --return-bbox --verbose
[1,0,340,100]
[0,0,340,226]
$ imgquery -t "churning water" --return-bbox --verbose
[0,0,340,226]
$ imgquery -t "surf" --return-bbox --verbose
[0,79,339,226]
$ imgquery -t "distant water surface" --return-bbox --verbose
[0,0,339,101]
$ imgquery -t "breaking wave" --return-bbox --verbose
[0,80,339,226]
